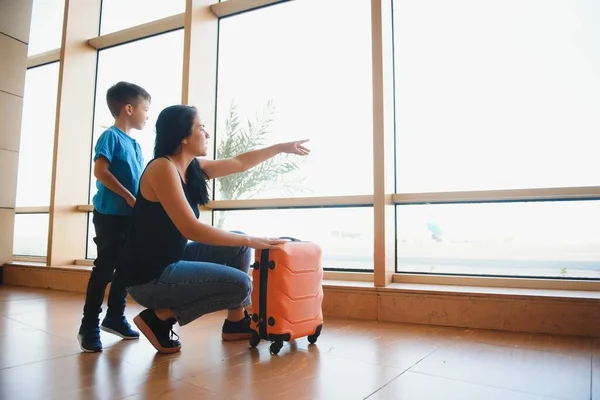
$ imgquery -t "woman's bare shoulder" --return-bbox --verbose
[147,157,171,169]
[143,157,175,178]
[140,158,179,200]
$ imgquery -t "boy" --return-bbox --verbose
[77,81,151,352]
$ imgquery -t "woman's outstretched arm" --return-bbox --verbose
[199,140,310,180]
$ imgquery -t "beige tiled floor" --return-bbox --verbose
[0,285,596,400]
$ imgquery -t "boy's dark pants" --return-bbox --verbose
[81,210,130,325]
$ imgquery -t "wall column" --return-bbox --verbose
[0,0,33,265]
[371,0,396,287]
[182,0,219,225]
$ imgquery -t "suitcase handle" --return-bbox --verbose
[278,236,300,242]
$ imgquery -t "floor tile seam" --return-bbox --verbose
[439,338,593,360]
[293,346,410,370]
[2,314,49,333]
[0,292,81,301]
[407,370,579,400]
[114,379,225,400]
[3,314,80,341]
[0,350,83,371]
[0,297,83,309]
[362,369,410,399]
[172,379,241,400]
[2,307,83,318]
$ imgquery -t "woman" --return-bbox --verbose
[118,104,310,354]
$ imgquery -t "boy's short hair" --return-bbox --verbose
[106,81,151,118]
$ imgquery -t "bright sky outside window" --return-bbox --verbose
[13,214,49,257]
[215,0,373,201]
[393,0,600,193]
[100,0,185,35]
[16,63,59,207]
[27,0,65,56]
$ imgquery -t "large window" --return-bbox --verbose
[393,0,600,193]
[216,0,372,200]
[16,63,59,207]
[396,200,600,279]
[215,207,373,271]
[27,0,65,55]
[19,0,600,286]
[87,30,184,258]
[100,0,186,35]
[13,63,59,257]
[13,214,48,257]
[214,0,373,272]
[392,0,600,279]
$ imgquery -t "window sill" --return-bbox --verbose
[393,273,600,292]
[382,282,600,300]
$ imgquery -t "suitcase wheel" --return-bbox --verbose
[269,341,283,355]
[308,325,323,344]
[249,330,260,348]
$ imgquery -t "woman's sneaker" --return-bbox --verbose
[133,309,181,354]
[221,310,253,341]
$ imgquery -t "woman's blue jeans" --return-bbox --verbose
[127,237,252,326]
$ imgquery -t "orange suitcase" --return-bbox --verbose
[249,237,324,355]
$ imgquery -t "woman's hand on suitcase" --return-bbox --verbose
[247,236,287,249]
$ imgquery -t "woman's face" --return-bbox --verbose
[188,114,210,157]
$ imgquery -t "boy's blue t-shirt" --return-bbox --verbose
[92,126,144,216]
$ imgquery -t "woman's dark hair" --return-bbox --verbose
[154,105,210,205]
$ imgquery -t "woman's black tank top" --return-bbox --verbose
[119,157,199,286]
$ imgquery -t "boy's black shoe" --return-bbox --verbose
[221,310,253,341]
[133,309,181,354]
[77,320,102,353]
[101,315,140,339]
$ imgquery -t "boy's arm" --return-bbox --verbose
[94,156,136,208]
[200,139,310,180]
